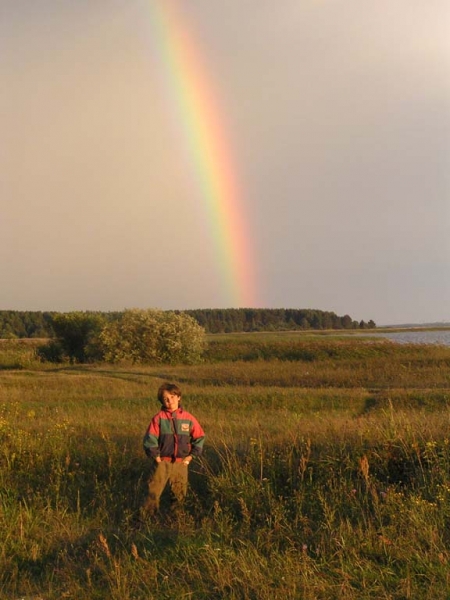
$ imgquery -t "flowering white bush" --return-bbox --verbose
[99,309,205,364]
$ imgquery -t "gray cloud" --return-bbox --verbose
[1,0,449,323]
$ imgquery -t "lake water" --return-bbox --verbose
[360,330,450,347]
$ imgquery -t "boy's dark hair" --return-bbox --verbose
[157,382,182,404]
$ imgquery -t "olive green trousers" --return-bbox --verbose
[142,461,188,514]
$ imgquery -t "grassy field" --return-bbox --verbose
[1,334,450,599]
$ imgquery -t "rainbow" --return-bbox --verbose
[147,0,257,307]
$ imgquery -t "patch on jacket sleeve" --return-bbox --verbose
[181,422,190,432]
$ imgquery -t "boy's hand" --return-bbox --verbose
[182,457,192,466]
[155,456,162,463]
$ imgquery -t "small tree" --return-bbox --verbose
[99,309,205,364]
[156,311,206,363]
[50,312,105,363]
[341,315,353,329]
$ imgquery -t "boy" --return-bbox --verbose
[142,382,205,515]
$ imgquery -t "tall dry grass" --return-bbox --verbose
[1,336,450,598]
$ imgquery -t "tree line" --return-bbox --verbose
[184,308,376,333]
[0,308,376,339]
[0,310,56,338]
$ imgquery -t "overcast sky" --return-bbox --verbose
[1,0,449,325]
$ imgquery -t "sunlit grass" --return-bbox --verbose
[1,336,450,598]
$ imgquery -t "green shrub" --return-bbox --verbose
[47,312,106,363]
[99,308,206,365]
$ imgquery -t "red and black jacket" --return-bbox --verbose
[143,406,205,462]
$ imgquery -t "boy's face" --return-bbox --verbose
[161,391,180,412]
